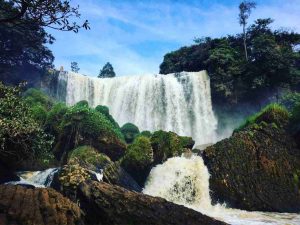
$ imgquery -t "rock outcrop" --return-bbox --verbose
[77,181,227,225]
[0,185,83,225]
[103,162,142,192]
[203,123,300,212]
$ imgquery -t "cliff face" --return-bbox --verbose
[203,123,300,212]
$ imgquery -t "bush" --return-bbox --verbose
[237,103,290,131]
[75,100,89,107]
[95,105,122,133]
[121,123,140,143]
[0,83,54,168]
[68,146,111,170]
[24,88,54,110]
[139,130,152,138]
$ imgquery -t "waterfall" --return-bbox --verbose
[143,156,300,225]
[55,71,218,145]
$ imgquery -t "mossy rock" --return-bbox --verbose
[121,136,153,186]
[150,130,195,164]
[53,103,126,163]
[68,145,111,171]
[236,103,289,131]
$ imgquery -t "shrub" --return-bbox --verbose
[0,83,54,168]
[138,130,152,138]
[75,100,89,107]
[95,105,122,133]
[24,88,54,110]
[121,123,140,143]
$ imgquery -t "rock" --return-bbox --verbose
[77,181,227,225]
[202,123,300,212]
[0,185,83,225]
[120,136,153,187]
[103,162,142,192]
[68,146,112,171]
[51,163,99,202]
[150,130,195,165]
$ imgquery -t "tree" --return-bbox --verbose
[71,62,80,73]
[0,0,89,33]
[0,82,53,169]
[239,1,256,61]
[98,62,116,78]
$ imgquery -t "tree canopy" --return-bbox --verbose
[98,62,116,78]
[0,0,89,32]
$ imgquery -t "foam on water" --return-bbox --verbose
[143,156,300,225]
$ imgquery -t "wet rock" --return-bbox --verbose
[203,123,300,212]
[77,181,227,225]
[0,185,83,225]
[103,162,142,192]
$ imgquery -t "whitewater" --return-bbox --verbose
[143,156,300,225]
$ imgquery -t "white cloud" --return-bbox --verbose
[48,0,300,76]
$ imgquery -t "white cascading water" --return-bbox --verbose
[143,156,300,225]
[57,71,218,145]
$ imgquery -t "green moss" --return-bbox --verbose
[236,103,289,131]
[150,130,192,163]
[68,145,111,168]
[61,104,124,141]
[121,123,140,143]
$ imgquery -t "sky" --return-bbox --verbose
[47,0,300,77]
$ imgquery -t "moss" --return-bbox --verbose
[236,103,289,131]
[121,136,153,185]
[61,104,124,141]
[121,123,140,143]
[121,137,153,168]
[150,130,193,163]
[68,145,111,169]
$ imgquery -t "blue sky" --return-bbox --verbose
[48,0,300,76]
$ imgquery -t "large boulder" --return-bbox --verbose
[77,181,227,225]
[103,162,142,192]
[0,185,83,225]
[203,121,300,212]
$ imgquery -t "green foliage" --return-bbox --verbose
[0,83,53,168]
[61,103,124,141]
[75,100,89,107]
[44,102,68,139]
[122,137,153,169]
[23,88,54,125]
[237,103,289,131]
[150,130,192,163]
[68,145,111,169]
[95,105,121,132]
[160,18,300,106]
[139,130,152,138]
[280,92,300,111]
[98,62,116,78]
[121,123,140,143]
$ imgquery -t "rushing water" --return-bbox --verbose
[143,156,300,225]
[54,71,218,146]
[7,168,58,187]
